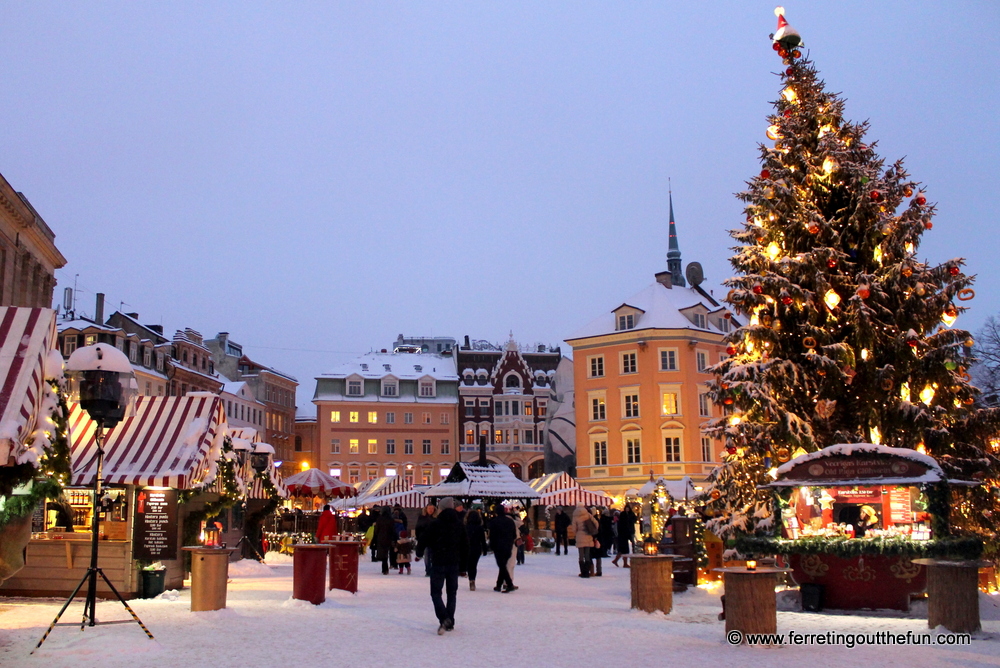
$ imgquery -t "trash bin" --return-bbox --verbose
[183,547,236,611]
[140,569,167,599]
[293,545,331,604]
[328,541,360,594]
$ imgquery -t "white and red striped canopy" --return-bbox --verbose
[70,395,225,489]
[0,307,57,466]
[529,472,612,507]
[284,468,356,498]
[372,487,426,509]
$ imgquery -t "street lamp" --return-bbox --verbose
[34,344,150,652]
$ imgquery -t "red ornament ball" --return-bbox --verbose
[783,110,792,118]
[726,345,737,355]
[726,446,737,455]
[924,220,933,230]
[870,190,881,201]
[857,287,870,299]
[772,42,782,52]
[724,312,732,319]
[785,67,794,76]
[781,295,793,305]
[916,193,927,205]
[827,259,837,269]
[949,266,960,276]
[807,224,820,234]
[723,397,734,405]
[752,283,763,295]
[760,169,771,180]
[908,339,919,348]
[792,50,802,58]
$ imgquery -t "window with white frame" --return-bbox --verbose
[617,314,635,331]
[368,439,378,454]
[621,352,637,374]
[718,317,731,333]
[441,439,450,455]
[665,436,682,462]
[422,439,432,455]
[330,409,341,423]
[440,412,450,424]
[465,400,475,417]
[659,348,678,371]
[701,436,713,462]
[404,439,414,455]
[696,351,709,372]
[349,439,359,454]
[63,335,77,356]
[465,429,475,445]
[349,411,359,423]
[404,412,413,424]
[623,392,640,418]
[524,401,533,416]
[589,355,605,378]
[347,379,363,396]
[693,313,707,329]
[524,431,533,444]
[593,439,608,466]
[626,435,642,464]
[661,391,679,416]
[143,347,152,367]
[590,395,606,421]
[368,411,378,423]
[698,393,711,417]
[386,439,396,455]
[349,468,360,484]
[419,380,436,397]
[537,401,546,417]
[129,341,138,363]
[156,352,164,371]
[386,412,395,424]
[381,379,398,396]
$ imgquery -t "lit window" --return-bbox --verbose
[494,429,503,444]
[591,397,606,421]
[537,402,546,416]
[91,335,101,347]
[368,439,378,454]
[589,356,604,378]
[626,437,641,463]
[331,439,340,454]
[385,467,397,477]
[368,411,378,424]
[624,394,640,418]
[422,469,432,485]
[593,440,608,466]
[513,431,519,445]
[330,467,342,478]
[662,393,678,416]
[347,380,363,396]
[350,411,359,423]
[386,412,395,424]
[422,440,432,455]
[349,468,360,484]
[524,402,533,416]
[386,439,396,455]
[660,349,677,371]
[404,439,414,455]
[465,429,475,445]
[349,439,359,454]
[665,437,681,462]
[331,411,341,423]
[621,352,637,374]
[439,467,450,478]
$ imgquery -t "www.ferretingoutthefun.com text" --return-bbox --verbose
[728,629,972,647]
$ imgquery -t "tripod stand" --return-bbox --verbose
[33,425,154,653]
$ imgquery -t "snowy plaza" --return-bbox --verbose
[3,552,1000,668]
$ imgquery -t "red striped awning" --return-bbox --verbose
[0,307,57,466]
[539,486,612,507]
[70,395,225,489]
[529,471,578,494]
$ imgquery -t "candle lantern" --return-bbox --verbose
[746,559,758,571]
[643,537,659,556]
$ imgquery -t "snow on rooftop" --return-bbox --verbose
[566,281,729,341]
[321,352,458,381]
[423,463,539,499]
[774,442,943,477]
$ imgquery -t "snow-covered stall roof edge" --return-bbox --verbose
[775,443,942,477]
[423,462,540,500]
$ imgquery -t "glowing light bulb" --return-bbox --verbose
[873,246,884,265]
[917,443,927,454]
[942,309,958,327]
[729,415,743,426]
[860,348,869,361]
[822,157,837,174]
[901,382,910,401]
[920,385,935,405]
[870,426,882,445]
[818,124,834,138]
[766,125,782,141]
[905,242,914,254]
[824,290,841,309]
[782,87,798,104]
[768,467,779,480]
[766,242,781,260]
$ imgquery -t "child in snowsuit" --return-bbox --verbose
[395,529,415,574]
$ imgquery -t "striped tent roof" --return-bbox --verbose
[539,486,612,507]
[70,395,225,489]
[224,427,289,499]
[356,475,410,503]
[528,472,577,494]
[0,307,58,466]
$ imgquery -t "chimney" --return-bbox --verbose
[95,293,105,324]
[478,434,488,467]
[149,324,163,335]
[463,335,471,350]
[655,271,673,289]
[126,312,139,319]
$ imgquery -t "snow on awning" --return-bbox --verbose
[70,395,225,489]
[424,462,540,501]
[0,308,58,467]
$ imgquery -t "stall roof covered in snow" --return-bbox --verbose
[423,462,539,501]
[319,352,458,381]
[565,281,732,341]
[637,475,698,500]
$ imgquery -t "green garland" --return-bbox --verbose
[179,436,243,568]
[734,535,984,561]
[0,478,62,528]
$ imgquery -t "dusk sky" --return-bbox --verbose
[2,2,998,411]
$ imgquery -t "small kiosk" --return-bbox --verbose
[744,443,980,611]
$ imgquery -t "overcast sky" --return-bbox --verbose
[2,2,998,411]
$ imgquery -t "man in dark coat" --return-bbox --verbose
[420,497,469,635]
[415,502,437,577]
[372,506,396,575]
[553,508,571,556]
[488,505,517,592]
[613,503,637,567]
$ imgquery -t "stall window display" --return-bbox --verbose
[780,485,929,541]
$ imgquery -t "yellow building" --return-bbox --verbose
[566,198,738,496]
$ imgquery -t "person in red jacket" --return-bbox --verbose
[316,504,339,543]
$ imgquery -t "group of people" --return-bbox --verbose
[554,504,638,577]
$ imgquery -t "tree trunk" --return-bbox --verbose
[0,514,33,584]
[926,564,981,633]
[724,572,778,637]
[630,555,673,613]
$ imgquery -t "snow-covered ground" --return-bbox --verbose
[2,551,1000,667]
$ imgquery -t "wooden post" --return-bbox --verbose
[722,571,780,637]
[630,555,673,613]
[925,562,981,633]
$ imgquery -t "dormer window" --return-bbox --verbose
[382,379,398,397]
[613,304,644,332]
[419,379,436,397]
[693,313,707,329]
[617,314,635,331]
[347,379,363,396]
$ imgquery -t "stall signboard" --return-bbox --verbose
[134,488,178,560]
[889,488,914,523]
[834,487,881,503]
[782,455,930,483]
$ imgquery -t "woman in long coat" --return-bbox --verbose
[372,506,396,575]
[593,507,614,577]
[571,504,598,578]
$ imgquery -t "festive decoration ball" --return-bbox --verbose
[958,288,975,301]
[775,447,791,463]
[792,49,801,58]
[721,382,729,390]
[916,193,927,205]
[760,168,770,179]
[857,287,870,299]
[817,368,826,376]
[949,266,960,276]
[772,42,782,52]
[870,190,881,201]
[726,445,737,455]
[785,67,794,76]
[752,283,763,295]
[710,489,722,500]
[802,336,817,349]
[808,223,820,234]
[945,360,958,371]
[779,48,788,58]
[901,266,913,278]
[726,345,737,355]
[945,306,958,318]
[783,109,792,118]
[723,397,734,405]
[965,338,975,348]
[924,220,933,230]
[827,259,837,268]
[766,125,782,140]
[904,186,913,197]
[908,339,919,348]
[781,295,793,305]
[724,311,733,319]
[965,396,975,405]
[764,186,775,199]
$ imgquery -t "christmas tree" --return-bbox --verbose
[703,8,1000,540]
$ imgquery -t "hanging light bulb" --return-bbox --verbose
[920,385,936,405]
[860,348,869,361]
[916,442,927,454]
[766,125,782,141]
[900,382,911,401]
[905,242,915,254]
[870,426,882,445]
[766,241,782,260]
[822,156,837,175]
[824,290,841,309]
[729,414,743,426]
[782,87,798,104]
[768,467,779,480]
[818,124,834,138]
[873,246,884,265]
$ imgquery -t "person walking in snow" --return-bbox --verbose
[593,507,614,577]
[612,504,637,568]
[420,497,469,635]
[464,509,488,591]
[415,502,436,577]
[395,529,415,574]
[372,506,396,575]
[488,505,517,592]
[571,504,599,578]
[316,504,339,543]
[553,508,571,556]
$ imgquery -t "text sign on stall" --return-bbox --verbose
[889,488,913,523]
[134,488,178,560]
[783,455,930,483]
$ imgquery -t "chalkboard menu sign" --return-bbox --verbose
[134,488,178,560]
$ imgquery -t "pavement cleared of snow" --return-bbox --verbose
[1,552,998,667]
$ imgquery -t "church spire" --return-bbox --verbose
[667,182,685,286]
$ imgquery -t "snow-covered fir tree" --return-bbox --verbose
[703,9,1000,540]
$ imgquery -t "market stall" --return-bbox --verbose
[1,394,234,598]
[423,462,540,507]
[740,442,981,611]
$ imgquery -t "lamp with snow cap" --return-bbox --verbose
[34,344,151,652]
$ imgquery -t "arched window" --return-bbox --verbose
[505,374,521,388]
[508,462,523,480]
[527,459,545,479]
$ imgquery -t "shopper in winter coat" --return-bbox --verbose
[593,507,614,577]
[464,509,488,591]
[395,529,415,574]
[415,503,437,577]
[420,497,469,635]
[372,506,396,575]
[316,505,339,543]
[553,508,571,556]
[613,504,637,567]
[487,505,517,592]
[571,504,599,578]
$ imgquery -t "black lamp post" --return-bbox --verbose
[34,344,152,652]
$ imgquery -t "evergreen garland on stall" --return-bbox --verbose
[735,534,983,561]
[703,11,1000,542]
[179,436,244,560]
[242,468,282,560]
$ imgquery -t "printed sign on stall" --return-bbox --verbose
[134,488,178,560]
